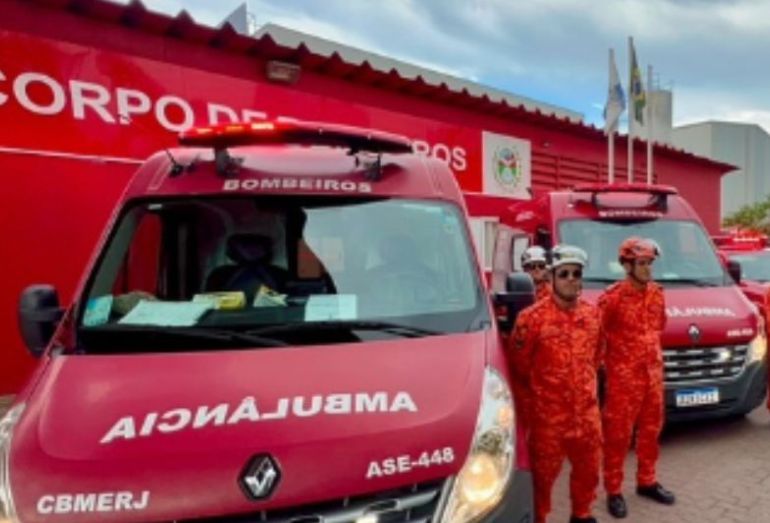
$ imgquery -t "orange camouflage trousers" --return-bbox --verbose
[530,418,602,523]
[602,366,664,494]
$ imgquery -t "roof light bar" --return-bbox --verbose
[714,229,769,251]
[573,182,678,195]
[572,183,675,214]
[179,119,413,154]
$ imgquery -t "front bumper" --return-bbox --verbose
[665,360,767,422]
[479,468,533,523]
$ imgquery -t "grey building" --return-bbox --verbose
[673,122,770,219]
[631,90,674,146]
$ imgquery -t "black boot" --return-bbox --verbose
[569,516,597,523]
[607,494,627,519]
[636,482,675,505]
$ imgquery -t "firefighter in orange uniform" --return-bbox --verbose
[510,246,552,432]
[522,246,552,302]
[509,245,602,523]
[599,237,675,519]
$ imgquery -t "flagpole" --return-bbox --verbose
[608,49,615,184]
[627,36,633,183]
[646,64,654,184]
[609,128,615,184]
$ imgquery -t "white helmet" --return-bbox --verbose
[521,246,548,267]
[551,244,588,269]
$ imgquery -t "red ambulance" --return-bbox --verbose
[714,230,770,316]
[468,183,767,422]
[0,120,533,522]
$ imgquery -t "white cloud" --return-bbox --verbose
[675,88,770,133]
[138,0,770,134]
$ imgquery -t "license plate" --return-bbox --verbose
[675,388,720,408]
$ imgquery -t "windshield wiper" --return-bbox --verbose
[246,320,441,338]
[84,325,289,347]
[179,327,290,347]
[658,278,720,287]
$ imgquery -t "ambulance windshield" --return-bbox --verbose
[77,196,486,351]
[559,219,729,288]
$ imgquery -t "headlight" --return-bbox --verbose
[0,403,24,523]
[749,315,767,363]
[749,336,767,363]
[440,369,514,523]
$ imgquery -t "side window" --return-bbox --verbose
[484,220,499,270]
[299,236,343,278]
[491,224,529,293]
[511,236,530,272]
[468,216,499,271]
[111,212,161,296]
[297,239,326,279]
[299,209,351,295]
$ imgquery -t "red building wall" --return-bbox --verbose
[0,0,730,393]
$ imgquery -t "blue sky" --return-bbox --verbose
[136,0,770,132]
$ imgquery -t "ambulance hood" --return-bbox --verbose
[583,285,759,346]
[11,332,486,522]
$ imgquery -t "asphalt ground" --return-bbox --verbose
[550,404,770,523]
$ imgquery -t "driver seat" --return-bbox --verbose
[205,234,288,303]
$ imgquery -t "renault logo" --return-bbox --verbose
[688,324,701,344]
[240,455,281,500]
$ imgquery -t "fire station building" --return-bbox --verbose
[0,0,733,393]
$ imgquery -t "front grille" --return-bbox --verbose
[183,480,447,523]
[663,345,748,383]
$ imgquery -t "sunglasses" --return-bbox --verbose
[525,263,547,271]
[556,269,583,280]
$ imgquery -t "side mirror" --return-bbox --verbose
[727,260,742,284]
[18,285,64,358]
[493,273,536,332]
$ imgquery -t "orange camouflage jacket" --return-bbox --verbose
[509,296,603,426]
[597,279,666,372]
[535,281,552,302]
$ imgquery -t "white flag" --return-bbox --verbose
[604,49,626,135]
